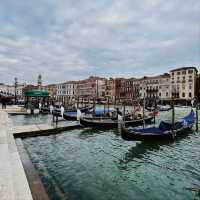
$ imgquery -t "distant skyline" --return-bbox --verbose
[0,0,199,84]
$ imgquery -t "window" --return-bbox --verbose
[182,92,185,97]
[177,72,180,75]
[159,93,161,97]
[188,70,193,74]
[166,92,168,97]
[189,92,192,98]
[182,71,186,75]
[189,84,192,90]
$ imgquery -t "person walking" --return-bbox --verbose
[1,98,7,109]
[50,104,54,114]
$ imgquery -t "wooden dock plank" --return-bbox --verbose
[13,123,81,138]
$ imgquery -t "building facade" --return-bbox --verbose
[76,76,106,100]
[0,83,25,99]
[44,84,57,98]
[133,73,171,100]
[170,67,198,100]
[65,81,78,98]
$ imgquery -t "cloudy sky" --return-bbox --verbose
[0,0,199,84]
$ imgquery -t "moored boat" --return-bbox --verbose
[121,110,195,141]
[63,106,107,121]
[80,115,153,129]
[158,105,172,112]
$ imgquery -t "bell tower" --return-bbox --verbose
[38,74,42,90]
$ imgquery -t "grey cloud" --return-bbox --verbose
[0,0,199,84]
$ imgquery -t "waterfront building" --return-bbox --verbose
[56,82,65,97]
[76,76,106,100]
[105,78,116,102]
[44,84,57,98]
[0,83,12,96]
[23,85,40,93]
[55,81,78,105]
[105,78,139,103]
[197,74,200,101]
[0,83,26,100]
[16,83,26,100]
[65,81,78,98]
[133,73,171,100]
[114,78,139,103]
[170,67,198,100]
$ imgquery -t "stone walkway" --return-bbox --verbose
[0,111,33,200]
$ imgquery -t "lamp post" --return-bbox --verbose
[14,77,18,105]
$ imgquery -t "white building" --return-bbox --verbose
[56,83,65,97]
[56,81,77,99]
[65,81,77,97]
[0,84,15,96]
[170,67,198,100]
[133,73,171,100]
[0,83,25,99]
[96,79,106,99]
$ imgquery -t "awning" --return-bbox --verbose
[24,90,49,97]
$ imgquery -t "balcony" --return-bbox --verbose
[146,88,158,93]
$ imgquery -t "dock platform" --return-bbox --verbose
[12,122,81,138]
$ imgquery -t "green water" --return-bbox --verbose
[20,108,200,200]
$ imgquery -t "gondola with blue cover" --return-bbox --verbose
[63,107,113,121]
[121,110,195,141]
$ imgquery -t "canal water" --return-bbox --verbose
[14,108,200,200]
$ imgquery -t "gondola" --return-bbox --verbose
[41,107,50,114]
[63,111,78,120]
[158,106,172,112]
[121,110,195,141]
[63,106,102,121]
[146,106,171,112]
[80,115,153,129]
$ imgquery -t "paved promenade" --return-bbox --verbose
[0,111,33,200]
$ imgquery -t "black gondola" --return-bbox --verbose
[80,115,153,129]
[121,110,195,141]
[146,106,171,112]
[158,106,172,112]
[63,107,113,121]
[63,106,94,120]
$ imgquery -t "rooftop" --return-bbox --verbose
[170,66,198,72]
[135,73,170,81]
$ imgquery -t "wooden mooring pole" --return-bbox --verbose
[143,96,145,129]
[195,97,198,132]
[171,98,175,137]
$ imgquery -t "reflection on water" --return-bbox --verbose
[20,108,200,200]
